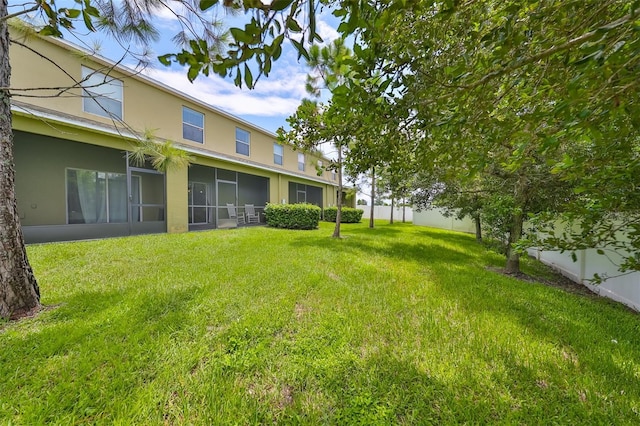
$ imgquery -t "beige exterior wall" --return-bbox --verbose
[9,30,336,186]
[10,30,339,239]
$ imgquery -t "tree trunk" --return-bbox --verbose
[369,167,375,228]
[332,146,342,238]
[474,215,482,242]
[505,175,529,275]
[389,197,394,224]
[0,4,41,320]
[505,211,524,275]
[402,197,406,223]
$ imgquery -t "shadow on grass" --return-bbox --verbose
[290,229,482,269]
[285,225,640,421]
[0,285,209,418]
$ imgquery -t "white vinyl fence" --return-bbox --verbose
[527,244,640,312]
[413,208,476,234]
[413,209,640,312]
[361,205,414,223]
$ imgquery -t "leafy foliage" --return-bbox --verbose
[129,129,192,172]
[5,223,640,422]
[323,207,363,223]
[264,203,321,230]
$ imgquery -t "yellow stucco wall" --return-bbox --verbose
[165,167,188,234]
[9,30,336,186]
[10,29,339,235]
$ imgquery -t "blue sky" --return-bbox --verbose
[47,2,342,134]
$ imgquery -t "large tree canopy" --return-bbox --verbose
[332,0,640,274]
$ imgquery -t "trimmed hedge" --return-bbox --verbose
[264,203,321,230]
[323,206,364,223]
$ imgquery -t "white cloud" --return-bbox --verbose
[142,64,308,118]
[317,20,340,44]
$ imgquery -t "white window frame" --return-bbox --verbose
[81,66,123,119]
[236,128,250,156]
[274,143,284,165]
[298,153,305,171]
[182,106,204,143]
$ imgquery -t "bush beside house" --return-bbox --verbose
[323,207,364,223]
[265,203,321,229]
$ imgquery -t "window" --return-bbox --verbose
[317,160,323,176]
[183,107,204,143]
[67,168,127,224]
[236,128,250,156]
[274,143,283,165]
[332,171,337,181]
[298,153,305,171]
[81,67,123,119]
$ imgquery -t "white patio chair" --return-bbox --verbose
[245,204,260,224]
[226,203,245,225]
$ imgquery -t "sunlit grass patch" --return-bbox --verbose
[1,221,639,423]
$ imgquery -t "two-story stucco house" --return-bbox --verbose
[10,30,342,243]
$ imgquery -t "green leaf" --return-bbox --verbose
[84,5,100,17]
[286,17,302,32]
[39,25,62,37]
[187,64,202,82]
[270,0,294,11]
[291,39,309,60]
[158,54,173,66]
[244,64,253,88]
[199,0,219,11]
[82,10,95,32]
[264,57,272,75]
[230,27,254,44]
[65,8,81,18]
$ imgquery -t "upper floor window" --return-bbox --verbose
[317,160,323,175]
[236,128,250,156]
[298,153,305,171]
[274,143,283,165]
[81,67,123,120]
[332,170,337,181]
[183,107,204,143]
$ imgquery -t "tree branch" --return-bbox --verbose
[463,7,640,90]
[0,4,39,23]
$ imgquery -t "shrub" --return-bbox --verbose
[264,203,321,230]
[323,207,364,223]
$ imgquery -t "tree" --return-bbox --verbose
[0,0,326,319]
[0,6,39,319]
[331,0,640,274]
[279,39,354,238]
[412,173,486,242]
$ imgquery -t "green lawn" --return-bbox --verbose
[2,222,640,424]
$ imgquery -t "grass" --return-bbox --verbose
[2,221,640,424]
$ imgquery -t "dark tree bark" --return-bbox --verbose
[332,146,342,238]
[505,177,527,275]
[0,2,41,320]
[474,215,482,242]
[505,211,524,274]
[389,197,394,224]
[402,198,406,223]
[369,167,375,229]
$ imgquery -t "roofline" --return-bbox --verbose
[26,32,332,164]
[36,33,283,140]
[11,104,338,187]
